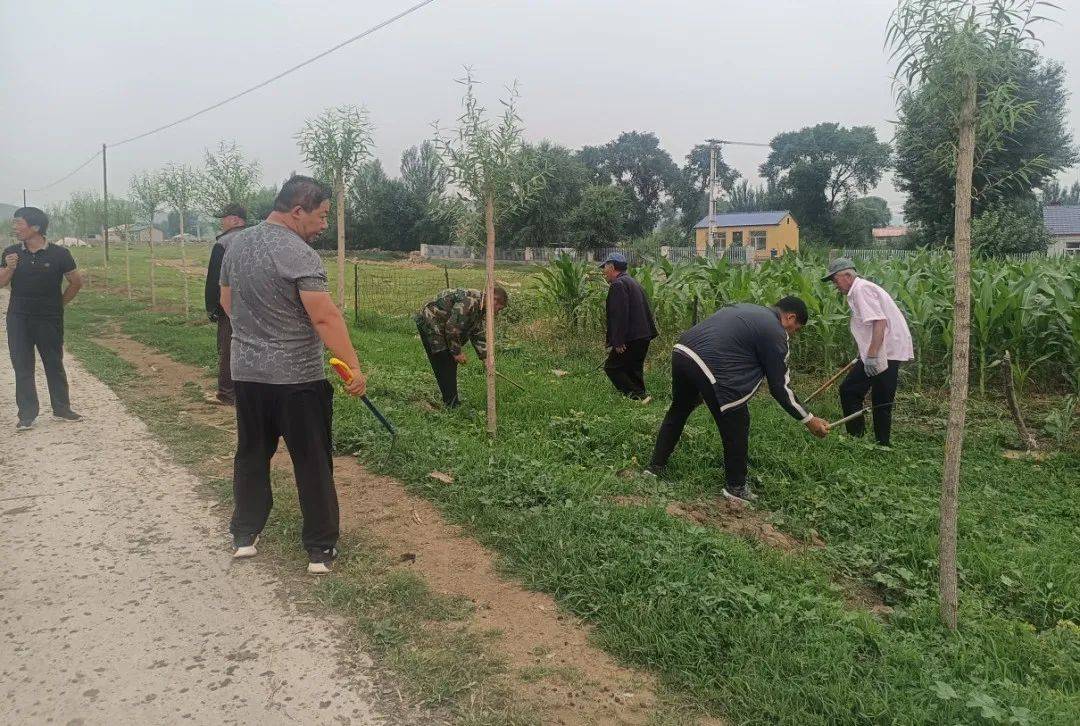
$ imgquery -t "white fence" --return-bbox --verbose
[838,248,1068,262]
[420,244,753,265]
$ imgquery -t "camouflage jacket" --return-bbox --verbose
[414,288,488,357]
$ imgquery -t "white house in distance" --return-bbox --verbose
[1043,206,1080,256]
[106,222,165,244]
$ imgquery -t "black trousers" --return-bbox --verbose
[838,360,901,446]
[604,338,650,398]
[230,379,338,554]
[216,316,234,403]
[7,313,71,421]
[418,323,459,408]
[650,352,751,490]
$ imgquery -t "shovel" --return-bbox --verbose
[829,402,894,428]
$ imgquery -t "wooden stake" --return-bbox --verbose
[806,359,858,403]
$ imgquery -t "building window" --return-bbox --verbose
[750,231,767,250]
[732,231,743,246]
[1066,240,1080,255]
[714,231,726,249]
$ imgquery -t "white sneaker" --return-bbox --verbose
[233,535,259,559]
[307,547,338,575]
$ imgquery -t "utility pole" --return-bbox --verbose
[22,189,27,207]
[705,138,721,252]
[101,143,110,263]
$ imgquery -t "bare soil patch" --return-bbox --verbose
[94,332,714,725]
[612,495,822,554]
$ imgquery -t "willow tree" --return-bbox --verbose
[296,106,373,308]
[198,140,261,219]
[162,163,200,316]
[129,171,167,306]
[887,0,1055,630]
[435,70,547,435]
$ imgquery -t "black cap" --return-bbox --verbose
[215,203,248,220]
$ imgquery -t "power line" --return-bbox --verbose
[30,150,103,192]
[26,0,438,194]
[108,0,439,148]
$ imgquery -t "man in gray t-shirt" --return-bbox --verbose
[219,175,366,575]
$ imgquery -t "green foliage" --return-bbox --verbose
[502,142,591,248]
[197,140,261,216]
[578,131,683,237]
[759,123,892,237]
[129,170,167,227]
[724,179,782,214]
[1043,395,1077,446]
[566,185,631,250]
[890,3,1076,246]
[434,69,549,245]
[834,196,893,247]
[161,163,200,227]
[534,255,601,329]
[1041,180,1080,206]
[971,197,1051,256]
[296,105,374,190]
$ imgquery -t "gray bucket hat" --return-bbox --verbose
[822,257,856,282]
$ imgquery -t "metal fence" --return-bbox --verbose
[839,248,1067,262]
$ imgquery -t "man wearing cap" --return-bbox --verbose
[414,286,508,408]
[823,258,913,447]
[204,203,247,405]
[600,252,657,401]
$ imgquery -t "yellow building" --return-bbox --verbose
[693,211,799,261]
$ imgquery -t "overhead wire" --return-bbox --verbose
[25,0,439,192]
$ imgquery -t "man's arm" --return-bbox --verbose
[0,253,15,287]
[757,332,829,437]
[867,319,887,358]
[220,285,232,318]
[205,244,226,318]
[300,290,366,396]
[62,270,83,305]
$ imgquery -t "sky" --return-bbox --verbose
[3,0,1080,223]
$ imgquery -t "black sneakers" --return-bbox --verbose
[723,484,758,505]
[15,418,34,431]
[233,534,259,559]
[307,547,338,575]
[53,410,83,422]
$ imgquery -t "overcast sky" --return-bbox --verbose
[3,0,1079,221]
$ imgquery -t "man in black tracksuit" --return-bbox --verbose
[647,297,830,503]
[204,203,247,405]
[1,207,84,430]
[601,252,658,400]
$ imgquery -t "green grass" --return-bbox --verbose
[64,268,1080,725]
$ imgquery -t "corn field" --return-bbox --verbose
[535,252,1080,394]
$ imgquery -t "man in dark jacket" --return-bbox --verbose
[204,203,247,405]
[647,297,830,503]
[601,252,657,401]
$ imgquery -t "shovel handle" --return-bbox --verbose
[806,358,858,403]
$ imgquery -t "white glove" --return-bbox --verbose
[864,355,888,377]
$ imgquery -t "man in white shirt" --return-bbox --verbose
[823,258,913,447]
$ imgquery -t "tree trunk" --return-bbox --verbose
[1002,351,1038,451]
[149,218,157,308]
[337,179,346,310]
[939,73,977,631]
[125,232,132,301]
[484,193,497,437]
[179,211,190,317]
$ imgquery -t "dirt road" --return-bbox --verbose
[0,303,394,725]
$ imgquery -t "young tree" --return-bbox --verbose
[162,163,200,316]
[887,0,1056,629]
[198,140,261,217]
[435,70,547,435]
[129,171,167,306]
[566,185,631,250]
[296,106,374,308]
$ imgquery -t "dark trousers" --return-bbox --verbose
[650,352,751,490]
[604,338,650,398]
[7,313,71,421]
[838,360,901,446]
[216,316,234,403]
[230,379,338,554]
[418,323,459,408]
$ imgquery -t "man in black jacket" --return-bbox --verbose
[204,203,247,405]
[601,252,657,401]
[647,297,830,503]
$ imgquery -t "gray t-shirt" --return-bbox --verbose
[219,221,328,384]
